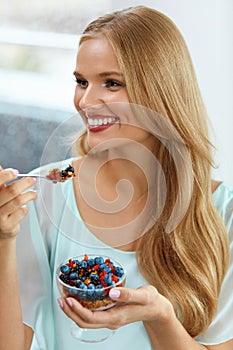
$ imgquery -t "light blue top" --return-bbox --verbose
[17,160,233,349]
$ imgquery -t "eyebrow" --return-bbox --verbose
[73,70,124,78]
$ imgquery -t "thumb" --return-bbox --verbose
[109,285,157,304]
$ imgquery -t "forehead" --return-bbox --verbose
[76,35,120,71]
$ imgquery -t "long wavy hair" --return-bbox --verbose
[75,6,229,337]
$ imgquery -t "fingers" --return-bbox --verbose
[58,298,111,329]
[58,286,173,330]
[0,190,37,234]
[0,190,36,216]
[0,175,36,207]
[58,296,139,330]
[0,167,37,239]
[0,168,19,187]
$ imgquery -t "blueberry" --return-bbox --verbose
[107,281,115,286]
[103,266,112,273]
[104,274,112,284]
[95,285,104,296]
[90,273,99,283]
[114,266,124,277]
[88,259,95,267]
[80,261,88,269]
[75,279,83,288]
[99,263,106,271]
[87,284,95,296]
[66,165,74,173]
[70,272,78,280]
[61,170,67,177]
[60,265,71,274]
[95,257,104,265]
[72,259,80,266]
[78,281,86,289]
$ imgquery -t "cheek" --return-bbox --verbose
[121,125,152,141]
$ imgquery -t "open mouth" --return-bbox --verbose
[87,116,120,132]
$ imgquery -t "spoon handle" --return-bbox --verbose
[18,174,45,178]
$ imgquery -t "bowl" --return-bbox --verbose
[56,254,126,310]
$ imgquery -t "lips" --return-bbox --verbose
[87,115,120,132]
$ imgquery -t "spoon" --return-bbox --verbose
[17,174,63,183]
[17,164,75,183]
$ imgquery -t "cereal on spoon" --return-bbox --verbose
[46,164,75,183]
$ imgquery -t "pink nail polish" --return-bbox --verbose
[57,298,64,309]
[12,169,19,176]
[109,289,120,299]
[66,299,73,308]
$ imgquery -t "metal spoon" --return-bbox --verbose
[17,173,62,183]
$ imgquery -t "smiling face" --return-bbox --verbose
[73,35,156,151]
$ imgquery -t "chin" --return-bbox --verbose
[87,137,110,153]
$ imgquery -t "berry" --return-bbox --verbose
[95,257,104,265]
[87,284,95,296]
[88,258,95,267]
[70,272,78,280]
[75,280,82,287]
[58,254,125,303]
[80,261,88,269]
[60,265,71,274]
[95,285,104,296]
[114,266,124,277]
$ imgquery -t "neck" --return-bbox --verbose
[87,140,157,193]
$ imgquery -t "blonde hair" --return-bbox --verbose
[75,6,229,337]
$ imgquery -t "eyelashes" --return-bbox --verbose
[74,77,88,88]
[102,80,125,88]
[73,77,125,90]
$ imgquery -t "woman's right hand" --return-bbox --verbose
[0,165,37,240]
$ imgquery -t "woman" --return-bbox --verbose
[0,6,232,350]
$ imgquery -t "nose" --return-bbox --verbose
[75,84,103,111]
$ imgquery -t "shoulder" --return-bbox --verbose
[212,182,233,236]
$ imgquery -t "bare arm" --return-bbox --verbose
[24,325,34,349]
[0,167,36,349]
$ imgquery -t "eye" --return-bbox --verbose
[103,80,125,89]
[74,77,88,88]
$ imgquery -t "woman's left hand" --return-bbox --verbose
[58,285,175,330]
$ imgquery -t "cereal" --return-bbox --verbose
[46,164,75,183]
[57,254,126,310]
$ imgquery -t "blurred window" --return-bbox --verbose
[0,0,117,112]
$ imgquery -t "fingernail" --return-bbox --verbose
[109,289,120,299]
[12,169,19,176]
[33,177,37,182]
[57,298,64,309]
[66,298,73,307]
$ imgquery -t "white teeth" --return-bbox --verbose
[88,117,118,126]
